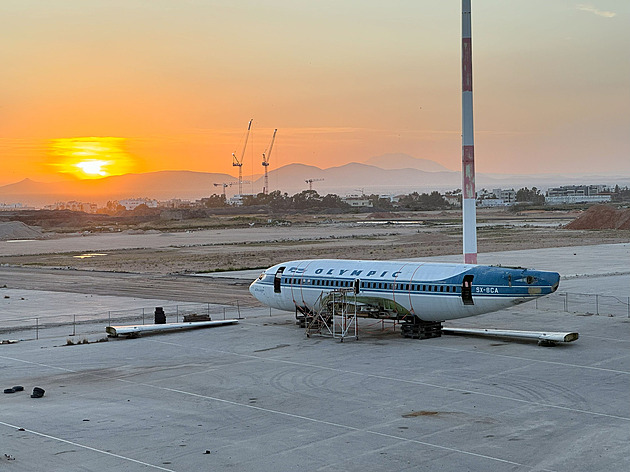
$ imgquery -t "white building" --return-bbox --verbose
[443,195,461,207]
[492,188,516,203]
[228,194,256,206]
[545,195,611,205]
[119,198,158,210]
[342,195,373,208]
[479,198,507,207]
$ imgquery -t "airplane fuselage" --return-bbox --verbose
[249,259,560,322]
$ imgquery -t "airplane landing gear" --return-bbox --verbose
[401,320,442,339]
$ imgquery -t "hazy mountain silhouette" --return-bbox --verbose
[0,171,236,206]
[365,153,452,172]
[1,158,628,206]
[256,163,461,195]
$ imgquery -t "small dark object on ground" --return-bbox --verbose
[183,314,212,322]
[12,386,24,392]
[155,307,166,324]
[31,387,45,398]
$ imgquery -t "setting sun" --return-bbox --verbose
[75,160,110,176]
[48,137,136,179]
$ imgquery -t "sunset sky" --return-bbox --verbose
[1,0,628,185]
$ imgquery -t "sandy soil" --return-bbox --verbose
[1,216,628,275]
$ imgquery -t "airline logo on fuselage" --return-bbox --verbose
[286,266,402,278]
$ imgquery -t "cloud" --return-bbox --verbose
[576,4,617,18]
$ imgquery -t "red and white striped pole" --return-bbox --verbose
[462,0,478,264]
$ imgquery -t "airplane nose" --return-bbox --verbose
[532,270,560,292]
[549,272,560,292]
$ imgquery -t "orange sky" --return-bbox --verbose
[1,1,628,186]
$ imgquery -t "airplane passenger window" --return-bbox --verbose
[440,286,444,292]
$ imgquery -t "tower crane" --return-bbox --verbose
[261,129,277,195]
[232,119,253,195]
[213,182,234,200]
[305,178,324,191]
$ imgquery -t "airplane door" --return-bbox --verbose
[274,267,285,293]
[462,275,474,305]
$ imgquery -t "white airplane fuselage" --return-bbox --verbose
[249,259,560,322]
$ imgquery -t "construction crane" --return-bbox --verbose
[305,178,324,191]
[213,182,234,200]
[232,119,253,195]
[213,181,250,200]
[261,129,277,195]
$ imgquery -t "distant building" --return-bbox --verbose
[479,198,507,207]
[342,195,373,208]
[443,194,461,207]
[545,185,612,204]
[476,188,515,207]
[0,202,27,211]
[44,201,98,213]
[119,198,158,210]
[546,185,609,198]
[160,199,193,209]
[545,195,611,204]
[228,194,255,206]
[492,188,516,203]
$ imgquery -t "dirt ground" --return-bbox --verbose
[1,208,628,274]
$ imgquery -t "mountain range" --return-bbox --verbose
[1,153,628,207]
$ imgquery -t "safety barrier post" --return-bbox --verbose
[595,294,599,315]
